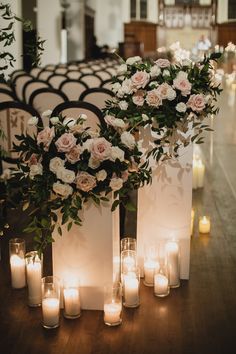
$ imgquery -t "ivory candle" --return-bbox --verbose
[197,160,205,188]
[122,255,136,273]
[104,302,122,326]
[199,216,211,234]
[10,255,26,289]
[123,275,139,307]
[42,298,60,328]
[166,241,180,288]
[144,260,158,286]
[154,274,169,297]
[63,288,81,318]
[26,261,42,306]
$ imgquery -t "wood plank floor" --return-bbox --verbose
[0,87,236,354]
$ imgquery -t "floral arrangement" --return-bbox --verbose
[105,52,222,162]
[7,111,150,253]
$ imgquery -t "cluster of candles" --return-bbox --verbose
[103,237,181,327]
[191,209,211,235]
[192,155,205,190]
[9,238,81,329]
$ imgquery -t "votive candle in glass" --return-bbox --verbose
[165,240,180,288]
[120,237,136,252]
[104,282,122,326]
[143,244,159,287]
[121,250,137,273]
[9,238,26,289]
[25,251,42,306]
[122,268,140,308]
[63,278,81,319]
[199,216,211,234]
[41,276,60,329]
[154,263,170,297]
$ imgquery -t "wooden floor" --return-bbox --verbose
[1,87,236,354]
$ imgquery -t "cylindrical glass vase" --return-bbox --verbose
[63,278,81,319]
[165,240,180,288]
[41,276,60,329]
[122,267,140,308]
[121,250,137,273]
[120,237,137,252]
[104,282,122,326]
[9,238,26,289]
[143,244,159,287]
[154,263,170,297]
[25,251,43,306]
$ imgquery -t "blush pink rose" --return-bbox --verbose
[55,133,77,153]
[37,126,55,151]
[155,59,170,68]
[173,72,192,96]
[28,153,38,166]
[131,71,150,89]
[187,94,206,112]
[66,145,82,164]
[90,137,112,161]
[156,83,171,99]
[146,89,162,107]
[76,171,97,192]
[132,90,145,106]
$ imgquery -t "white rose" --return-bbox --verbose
[167,87,176,101]
[182,59,192,66]
[163,69,170,76]
[96,169,107,181]
[110,146,125,162]
[29,163,43,179]
[28,116,38,126]
[50,117,59,125]
[112,82,121,93]
[88,129,100,138]
[176,102,187,113]
[150,65,161,78]
[59,168,75,184]
[42,109,52,117]
[82,138,93,152]
[121,131,135,149]
[52,182,73,198]
[117,63,128,75]
[117,88,124,98]
[118,100,128,110]
[63,117,76,128]
[121,78,133,95]
[109,177,123,191]
[126,56,142,65]
[149,81,158,88]
[49,157,65,174]
[142,114,149,122]
[88,157,101,169]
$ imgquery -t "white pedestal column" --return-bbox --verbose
[137,128,192,279]
[52,199,120,310]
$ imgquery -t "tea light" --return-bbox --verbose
[63,288,81,318]
[199,216,211,234]
[10,255,26,289]
[123,272,139,308]
[166,240,180,288]
[104,302,122,326]
[42,298,60,328]
[144,260,158,286]
[154,273,169,297]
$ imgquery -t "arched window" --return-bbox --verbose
[130,0,147,20]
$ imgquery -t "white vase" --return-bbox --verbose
[52,198,120,310]
[137,126,192,279]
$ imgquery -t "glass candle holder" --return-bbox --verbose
[9,238,26,289]
[143,244,159,287]
[41,276,60,329]
[165,240,180,288]
[121,237,137,252]
[122,267,140,308]
[199,215,211,234]
[104,282,122,326]
[154,263,170,297]
[25,251,43,306]
[63,278,81,319]
[121,250,137,273]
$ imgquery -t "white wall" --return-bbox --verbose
[0,0,22,77]
[36,0,61,66]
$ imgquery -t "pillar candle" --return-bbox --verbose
[63,288,81,318]
[10,255,26,289]
[124,275,139,307]
[154,274,169,297]
[144,260,158,286]
[104,302,122,325]
[122,255,136,273]
[26,261,42,306]
[42,298,60,328]
[199,216,211,234]
[166,241,180,288]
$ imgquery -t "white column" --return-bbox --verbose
[0,0,22,78]
[36,0,61,66]
[217,0,228,24]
